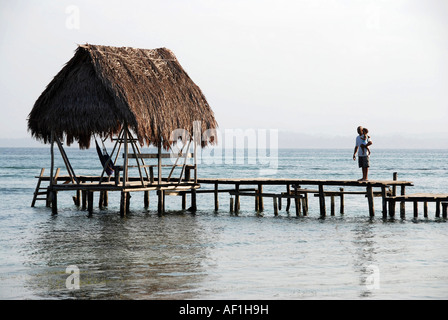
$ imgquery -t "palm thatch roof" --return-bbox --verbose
[28,44,218,149]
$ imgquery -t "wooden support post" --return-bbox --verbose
[120,191,127,217]
[99,191,104,209]
[230,197,234,213]
[392,172,398,196]
[366,185,374,218]
[424,202,428,218]
[339,188,344,214]
[50,190,57,215]
[255,188,259,212]
[81,190,87,210]
[442,203,448,218]
[413,201,418,218]
[182,193,186,210]
[104,191,108,207]
[191,188,197,213]
[381,186,387,218]
[234,184,240,213]
[389,199,396,218]
[157,142,162,185]
[294,184,301,217]
[286,184,291,212]
[400,186,406,218]
[126,192,131,214]
[278,196,282,211]
[258,184,264,211]
[74,190,81,206]
[214,183,219,211]
[123,125,129,188]
[435,200,441,218]
[304,192,309,214]
[158,190,164,214]
[144,191,149,208]
[88,191,94,215]
[50,132,55,189]
[273,197,278,216]
[330,195,335,216]
[318,184,326,217]
[301,195,307,216]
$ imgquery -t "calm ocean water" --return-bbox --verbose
[0,147,447,300]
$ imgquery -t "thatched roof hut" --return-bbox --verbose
[28,44,218,149]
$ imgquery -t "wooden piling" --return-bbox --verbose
[286,184,291,212]
[294,184,301,217]
[214,183,219,211]
[81,190,87,210]
[400,186,406,218]
[182,193,186,210]
[435,200,440,218]
[157,190,165,214]
[230,197,234,213]
[392,172,398,196]
[389,199,396,218]
[88,191,94,215]
[99,191,104,209]
[258,184,264,211]
[144,190,149,208]
[318,184,326,217]
[50,190,57,215]
[339,188,344,214]
[255,188,259,211]
[235,184,240,213]
[366,185,374,217]
[381,186,387,218]
[442,203,448,218]
[273,197,278,216]
[191,188,197,212]
[331,195,335,216]
[413,201,418,218]
[120,191,127,217]
[74,190,81,206]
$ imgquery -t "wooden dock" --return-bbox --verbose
[386,193,448,218]
[32,170,441,219]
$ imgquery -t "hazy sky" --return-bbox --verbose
[1,0,447,148]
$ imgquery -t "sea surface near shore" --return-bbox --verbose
[0,147,447,299]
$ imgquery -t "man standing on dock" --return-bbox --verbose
[353,126,372,181]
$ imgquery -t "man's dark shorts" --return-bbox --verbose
[358,156,370,168]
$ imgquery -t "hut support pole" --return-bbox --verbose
[157,190,164,214]
[123,124,129,188]
[191,189,197,213]
[55,138,78,184]
[87,191,94,216]
[50,190,57,215]
[157,142,162,185]
[49,131,55,189]
[144,191,150,209]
